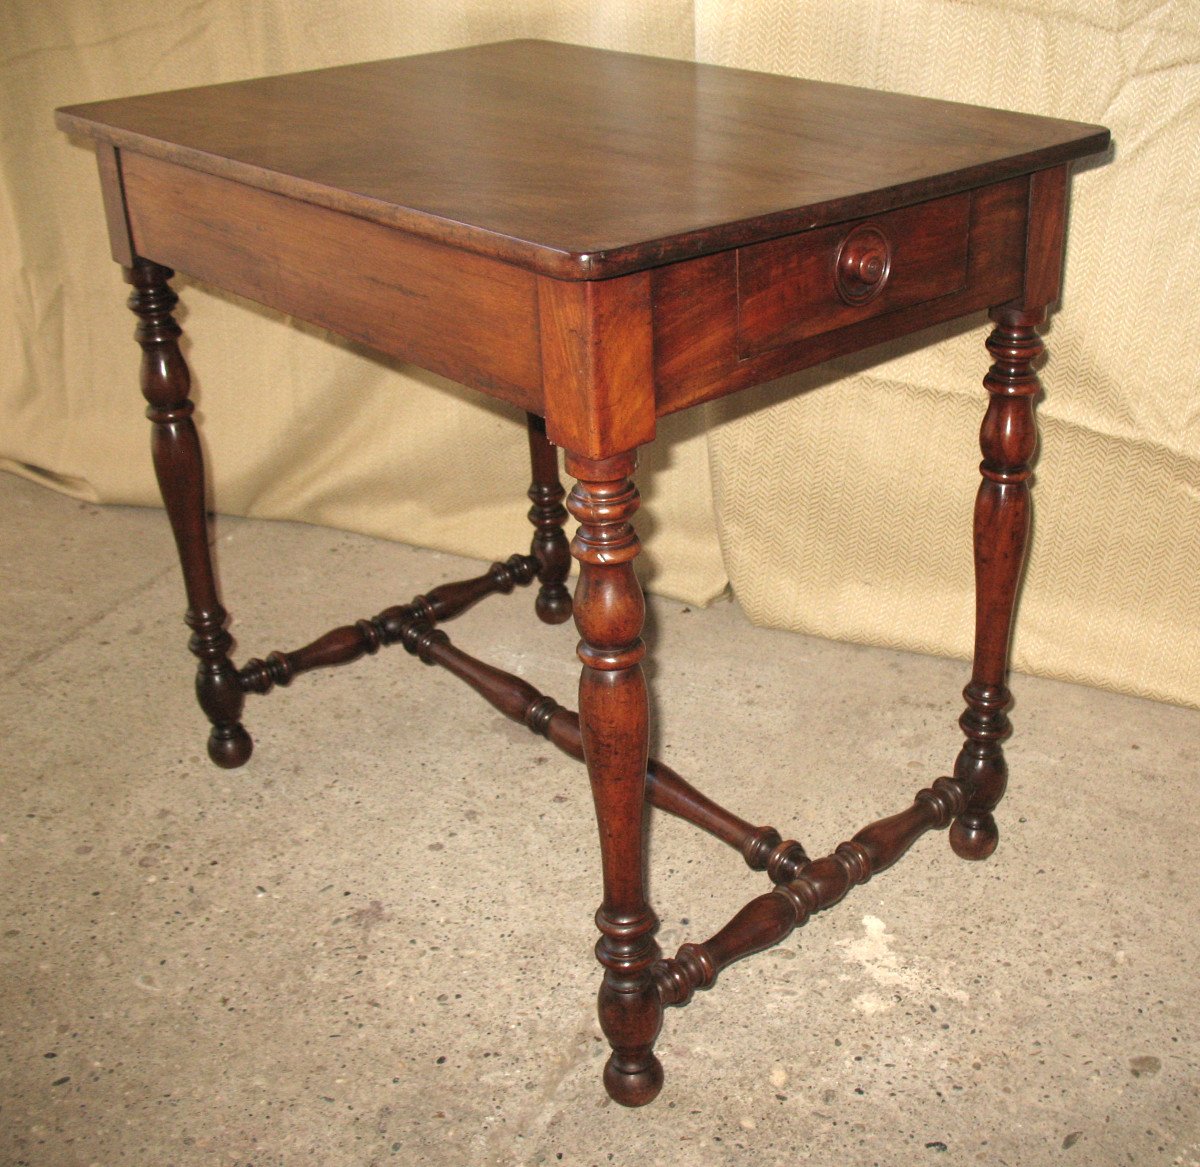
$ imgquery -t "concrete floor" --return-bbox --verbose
[1,468,1197,1167]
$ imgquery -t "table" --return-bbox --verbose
[56,40,1110,1106]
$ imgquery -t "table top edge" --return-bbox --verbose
[55,41,1112,281]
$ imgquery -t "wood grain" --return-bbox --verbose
[656,776,969,1006]
[125,260,250,768]
[654,176,1028,414]
[121,151,543,410]
[538,273,654,458]
[1023,165,1069,309]
[57,40,1110,279]
[524,412,573,624]
[59,38,1111,1108]
[949,309,1044,861]
[566,451,663,1107]
[736,191,970,355]
[95,144,133,266]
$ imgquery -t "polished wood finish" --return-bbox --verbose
[736,191,970,354]
[237,544,799,870]
[525,413,573,625]
[61,40,1110,1107]
[436,654,808,880]
[359,586,807,871]
[238,554,538,695]
[95,143,133,266]
[948,164,1066,861]
[126,260,250,768]
[950,309,1043,860]
[537,273,655,458]
[121,152,543,409]
[653,176,1028,415]
[1023,166,1070,307]
[57,40,1108,447]
[566,451,662,1106]
[656,776,968,1006]
[56,40,1107,280]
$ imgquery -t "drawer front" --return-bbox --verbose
[736,191,971,356]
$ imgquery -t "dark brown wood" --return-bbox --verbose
[125,259,250,768]
[1023,165,1070,308]
[238,554,538,695]
[380,609,807,873]
[403,627,583,761]
[61,43,1111,1107]
[524,414,572,625]
[119,152,543,409]
[233,548,804,884]
[736,191,970,355]
[949,309,1043,860]
[643,763,808,881]
[538,273,655,459]
[654,176,1028,415]
[95,144,133,266]
[566,450,662,1107]
[56,41,1109,280]
[948,165,1066,860]
[655,776,968,1006]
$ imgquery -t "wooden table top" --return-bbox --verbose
[57,39,1109,279]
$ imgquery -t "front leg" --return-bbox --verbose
[566,450,663,1107]
[950,307,1043,859]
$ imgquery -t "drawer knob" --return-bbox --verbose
[835,225,891,304]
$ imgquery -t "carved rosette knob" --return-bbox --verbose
[835,225,891,304]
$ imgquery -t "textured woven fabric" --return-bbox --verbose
[698,0,1200,709]
[3,1,1196,706]
[1,0,722,610]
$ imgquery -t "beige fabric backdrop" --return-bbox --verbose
[698,1,1200,710]
[3,2,1198,708]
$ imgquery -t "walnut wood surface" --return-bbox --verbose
[238,554,539,695]
[736,190,970,354]
[656,776,969,1006]
[537,273,655,457]
[567,451,663,1107]
[57,39,1109,279]
[126,260,250,768]
[121,152,543,409]
[63,42,1111,1108]
[234,545,803,873]
[947,167,1065,860]
[95,143,133,266]
[654,176,1027,415]
[950,310,1043,860]
[1022,165,1070,308]
[524,413,573,624]
[384,605,807,876]
[60,45,1107,454]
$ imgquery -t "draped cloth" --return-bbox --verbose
[3,1,1197,707]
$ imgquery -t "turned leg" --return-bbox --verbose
[950,306,1043,859]
[566,450,663,1107]
[526,413,572,624]
[125,259,251,768]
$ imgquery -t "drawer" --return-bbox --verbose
[736,191,971,356]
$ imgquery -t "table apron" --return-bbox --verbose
[119,150,545,413]
[652,175,1030,415]
[117,151,1038,434]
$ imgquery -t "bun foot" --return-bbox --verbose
[949,812,998,861]
[535,587,573,625]
[603,1052,664,1108]
[208,725,253,769]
